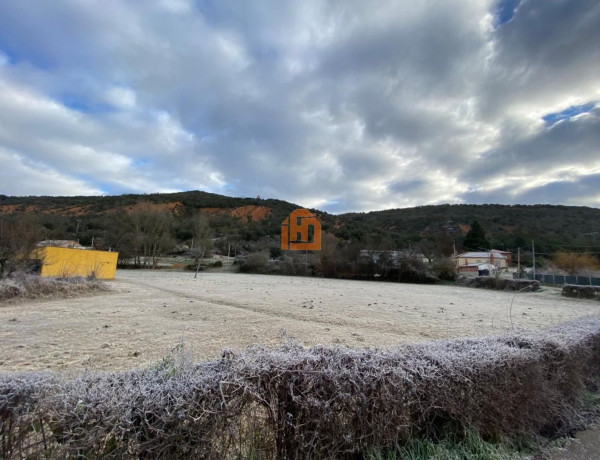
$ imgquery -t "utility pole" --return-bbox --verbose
[517,247,520,278]
[532,240,536,278]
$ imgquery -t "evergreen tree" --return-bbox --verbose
[463,220,490,251]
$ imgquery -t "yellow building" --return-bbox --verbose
[33,245,118,280]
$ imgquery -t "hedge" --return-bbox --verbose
[1,316,600,458]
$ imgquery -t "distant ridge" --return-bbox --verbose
[1,191,600,252]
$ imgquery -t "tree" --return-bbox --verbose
[193,213,212,278]
[552,252,600,275]
[376,250,393,277]
[463,221,490,251]
[103,211,136,264]
[434,230,455,257]
[129,203,175,268]
[416,239,436,263]
[0,216,42,278]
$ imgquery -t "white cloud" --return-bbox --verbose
[105,86,136,109]
[0,148,104,196]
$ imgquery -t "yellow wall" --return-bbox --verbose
[35,247,118,279]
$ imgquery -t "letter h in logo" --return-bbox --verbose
[281,209,321,251]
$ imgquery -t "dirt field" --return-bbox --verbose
[1,270,599,372]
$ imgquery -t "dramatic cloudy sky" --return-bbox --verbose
[0,0,598,213]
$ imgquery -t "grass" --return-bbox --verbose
[366,430,532,460]
[582,391,600,406]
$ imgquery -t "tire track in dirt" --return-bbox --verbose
[116,278,409,336]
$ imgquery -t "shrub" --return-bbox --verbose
[432,257,457,281]
[237,251,270,273]
[552,252,600,275]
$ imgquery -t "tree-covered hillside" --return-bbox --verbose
[1,192,600,265]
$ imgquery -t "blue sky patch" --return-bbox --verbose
[61,97,113,115]
[543,102,596,126]
[0,47,17,65]
[132,159,150,167]
[494,0,521,26]
[0,40,55,70]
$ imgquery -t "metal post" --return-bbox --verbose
[532,240,536,278]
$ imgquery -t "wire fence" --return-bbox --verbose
[521,273,600,287]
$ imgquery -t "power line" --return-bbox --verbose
[544,244,600,249]
[515,250,600,255]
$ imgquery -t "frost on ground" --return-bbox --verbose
[1,270,598,372]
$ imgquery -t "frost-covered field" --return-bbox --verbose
[1,270,598,372]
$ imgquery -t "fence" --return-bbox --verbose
[521,273,600,287]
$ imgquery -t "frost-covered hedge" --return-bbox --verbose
[456,275,540,291]
[562,284,600,299]
[0,273,107,301]
[2,317,600,459]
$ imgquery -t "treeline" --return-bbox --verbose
[328,203,600,254]
[237,238,452,282]
[2,191,600,276]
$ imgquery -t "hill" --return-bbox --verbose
[1,192,600,261]
[332,203,600,253]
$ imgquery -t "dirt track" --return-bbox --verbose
[1,270,599,372]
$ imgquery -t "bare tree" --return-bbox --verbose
[0,216,42,278]
[129,203,175,268]
[193,213,212,278]
[416,239,436,263]
[552,251,600,275]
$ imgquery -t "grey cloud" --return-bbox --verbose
[463,108,600,182]
[479,0,600,121]
[463,173,600,207]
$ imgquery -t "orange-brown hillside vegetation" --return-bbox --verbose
[0,202,185,217]
[0,204,94,216]
[199,205,270,222]
[458,224,470,234]
[0,199,272,223]
[117,202,185,216]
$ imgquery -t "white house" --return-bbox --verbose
[455,251,509,274]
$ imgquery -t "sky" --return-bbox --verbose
[0,0,598,214]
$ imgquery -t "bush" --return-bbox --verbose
[552,252,600,275]
[237,251,270,273]
[1,317,600,458]
[432,257,457,281]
